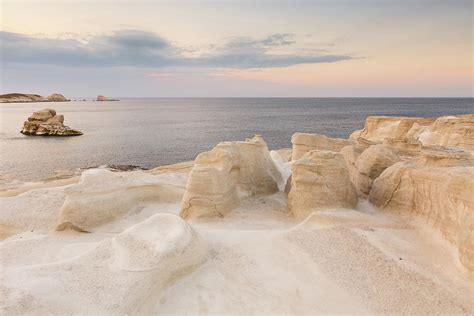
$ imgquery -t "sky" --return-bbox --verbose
[0,0,473,97]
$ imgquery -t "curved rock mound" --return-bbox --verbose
[112,214,206,272]
[288,150,357,219]
[291,133,352,161]
[4,214,207,314]
[369,148,474,272]
[57,169,187,232]
[20,108,82,136]
[180,135,282,219]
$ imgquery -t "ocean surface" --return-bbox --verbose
[1,98,473,182]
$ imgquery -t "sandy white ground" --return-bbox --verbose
[1,162,473,315]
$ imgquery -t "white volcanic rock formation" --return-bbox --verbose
[20,108,82,136]
[369,149,474,272]
[2,113,474,314]
[180,135,282,219]
[412,114,474,150]
[296,114,474,273]
[350,116,435,142]
[291,132,352,161]
[350,114,474,150]
[288,150,357,219]
[57,169,187,232]
[3,214,207,314]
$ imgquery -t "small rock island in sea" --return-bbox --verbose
[96,95,119,101]
[0,93,69,103]
[20,108,83,136]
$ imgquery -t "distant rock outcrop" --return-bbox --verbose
[20,108,82,136]
[46,93,68,102]
[96,95,119,101]
[0,93,70,103]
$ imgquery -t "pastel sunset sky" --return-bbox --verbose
[1,0,472,97]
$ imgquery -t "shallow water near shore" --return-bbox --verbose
[1,97,473,181]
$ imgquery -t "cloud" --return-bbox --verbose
[0,30,355,69]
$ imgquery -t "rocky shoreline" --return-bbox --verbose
[1,113,473,314]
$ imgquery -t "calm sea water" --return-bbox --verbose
[1,98,473,182]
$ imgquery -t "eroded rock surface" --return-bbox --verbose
[58,169,187,232]
[414,115,474,150]
[291,133,352,161]
[293,114,474,273]
[180,135,282,219]
[350,116,435,142]
[20,108,82,136]
[288,150,357,219]
[3,214,207,315]
[350,114,474,150]
[369,149,474,272]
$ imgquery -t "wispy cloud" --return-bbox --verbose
[0,30,355,69]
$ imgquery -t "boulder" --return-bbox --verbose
[20,109,82,136]
[28,108,56,121]
[179,135,282,219]
[369,148,474,273]
[291,133,352,161]
[97,95,108,101]
[288,150,357,219]
[352,144,400,196]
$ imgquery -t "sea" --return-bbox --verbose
[1,98,473,182]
